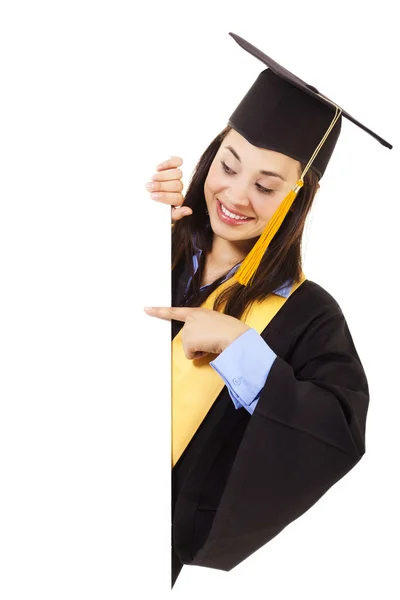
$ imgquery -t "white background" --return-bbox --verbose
[0,1,399,598]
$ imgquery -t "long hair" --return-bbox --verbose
[171,125,320,320]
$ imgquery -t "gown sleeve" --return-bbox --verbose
[185,303,369,571]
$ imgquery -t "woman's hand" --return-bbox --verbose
[144,306,250,360]
[145,156,193,221]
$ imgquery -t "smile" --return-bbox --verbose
[216,199,254,225]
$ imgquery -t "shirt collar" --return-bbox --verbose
[191,241,292,298]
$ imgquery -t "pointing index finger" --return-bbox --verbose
[144,306,192,321]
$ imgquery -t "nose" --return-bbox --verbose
[225,185,251,209]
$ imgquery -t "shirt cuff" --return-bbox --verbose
[210,328,277,415]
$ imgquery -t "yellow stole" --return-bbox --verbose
[172,272,307,467]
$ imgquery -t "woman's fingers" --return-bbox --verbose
[172,206,193,221]
[150,191,184,206]
[151,167,182,182]
[145,179,184,193]
[156,156,183,171]
[146,156,191,219]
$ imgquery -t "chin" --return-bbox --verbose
[210,219,250,243]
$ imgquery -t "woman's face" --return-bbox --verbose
[204,129,301,246]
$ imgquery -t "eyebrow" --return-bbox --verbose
[224,145,286,181]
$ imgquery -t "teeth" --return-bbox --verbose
[220,202,250,220]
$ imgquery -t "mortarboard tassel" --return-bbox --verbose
[234,179,304,286]
[234,103,342,287]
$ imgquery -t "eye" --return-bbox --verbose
[256,183,274,195]
[221,160,235,175]
[221,160,274,195]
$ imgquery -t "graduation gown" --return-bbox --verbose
[171,260,369,583]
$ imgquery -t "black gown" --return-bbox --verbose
[171,260,369,587]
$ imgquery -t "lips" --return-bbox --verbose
[215,199,254,226]
[217,199,253,219]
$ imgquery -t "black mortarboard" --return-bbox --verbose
[225,33,393,286]
[227,32,392,180]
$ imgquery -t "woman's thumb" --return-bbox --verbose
[172,206,193,221]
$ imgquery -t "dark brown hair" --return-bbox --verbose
[171,125,320,320]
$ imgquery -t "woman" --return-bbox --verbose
[144,33,392,588]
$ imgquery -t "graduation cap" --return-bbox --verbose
[226,32,393,286]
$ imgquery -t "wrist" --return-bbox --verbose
[220,324,250,353]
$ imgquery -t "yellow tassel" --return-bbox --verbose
[234,179,304,286]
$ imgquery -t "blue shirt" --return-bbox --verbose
[184,242,292,415]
